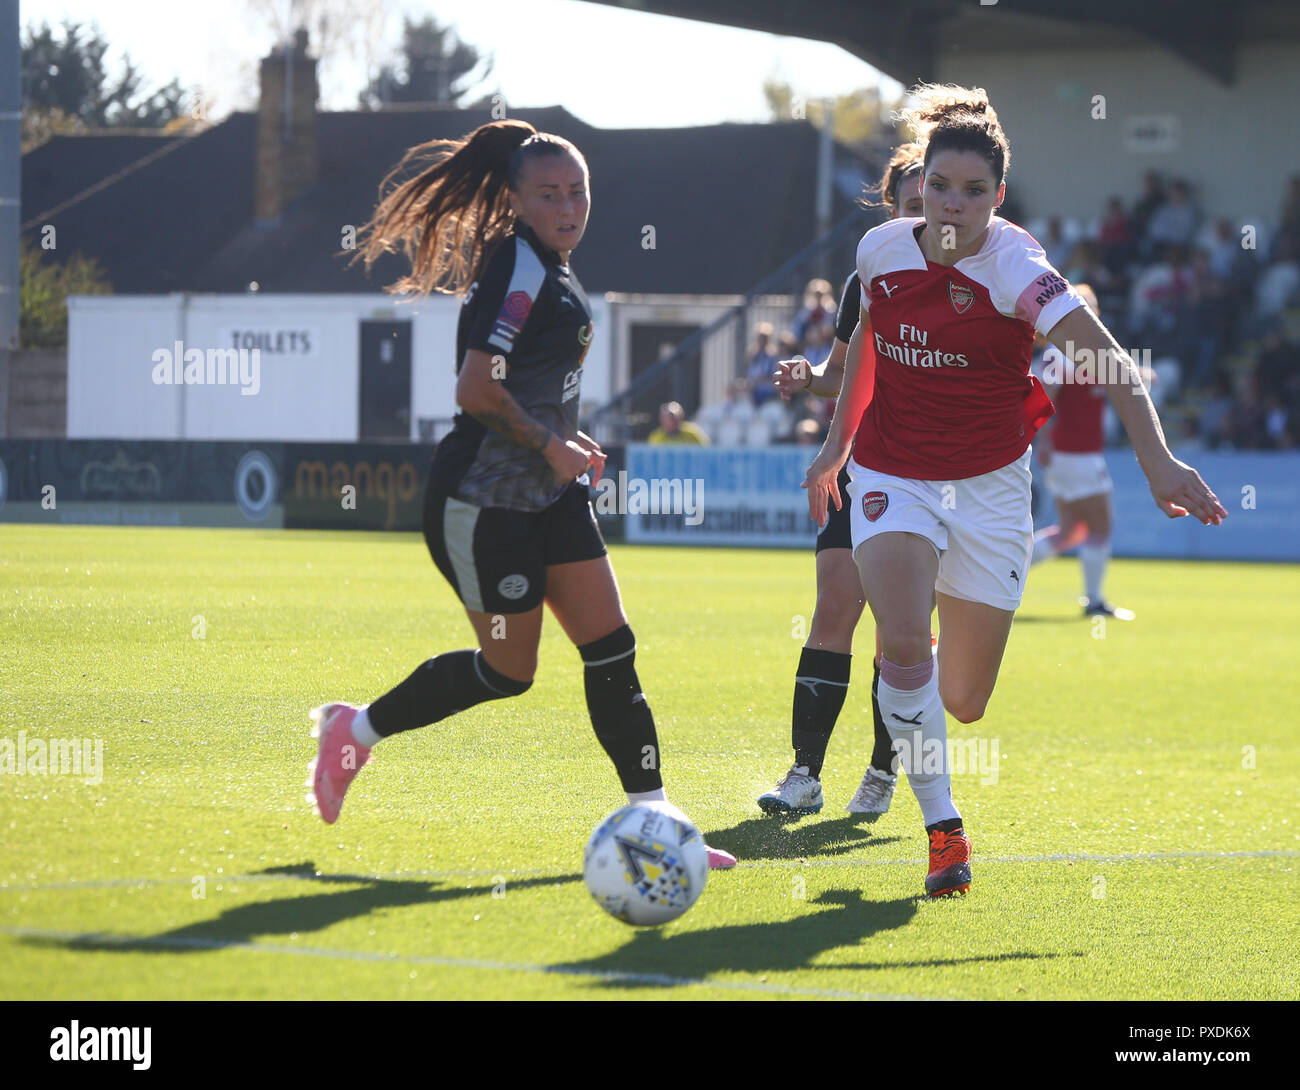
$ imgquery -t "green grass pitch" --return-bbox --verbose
[1,524,1296,1000]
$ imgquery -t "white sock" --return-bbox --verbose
[626,788,667,806]
[877,666,960,827]
[350,705,381,747]
[1079,541,1110,602]
[1030,527,1059,567]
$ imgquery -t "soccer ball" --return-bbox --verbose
[583,802,709,926]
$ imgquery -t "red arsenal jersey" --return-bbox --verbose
[1041,347,1106,453]
[853,217,1085,480]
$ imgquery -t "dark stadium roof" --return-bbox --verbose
[576,0,1300,86]
[20,106,871,296]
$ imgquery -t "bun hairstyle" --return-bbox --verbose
[859,141,925,213]
[352,119,586,296]
[900,83,1010,186]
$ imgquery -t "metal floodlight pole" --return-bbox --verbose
[0,0,21,438]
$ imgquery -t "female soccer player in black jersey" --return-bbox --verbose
[309,119,735,868]
[758,144,927,819]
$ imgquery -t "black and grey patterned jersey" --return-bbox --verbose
[835,270,861,344]
[431,222,594,512]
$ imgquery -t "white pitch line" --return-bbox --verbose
[745,849,1300,869]
[0,849,1293,894]
[0,927,935,1001]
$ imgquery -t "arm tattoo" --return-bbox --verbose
[470,388,552,453]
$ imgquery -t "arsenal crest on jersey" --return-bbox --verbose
[948,282,974,314]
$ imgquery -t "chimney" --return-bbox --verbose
[256,27,318,223]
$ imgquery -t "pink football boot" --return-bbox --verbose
[706,845,738,869]
[307,704,372,824]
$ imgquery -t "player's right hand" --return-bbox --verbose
[573,431,607,487]
[801,441,848,527]
[773,357,812,401]
[545,436,593,482]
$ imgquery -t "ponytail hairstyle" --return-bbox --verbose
[859,141,925,213]
[352,119,586,296]
[900,83,1010,187]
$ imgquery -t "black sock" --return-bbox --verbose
[926,817,964,835]
[869,659,897,775]
[791,648,851,779]
[367,649,531,736]
[579,625,662,794]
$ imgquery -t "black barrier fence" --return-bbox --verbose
[0,439,629,540]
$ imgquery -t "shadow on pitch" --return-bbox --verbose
[552,889,918,987]
[703,814,906,862]
[1008,613,1084,624]
[554,890,1064,990]
[20,863,581,955]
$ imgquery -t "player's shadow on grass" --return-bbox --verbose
[703,815,906,862]
[555,890,1069,990]
[553,889,918,988]
[1008,614,1083,624]
[22,864,581,955]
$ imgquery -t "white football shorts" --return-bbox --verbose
[1042,451,1113,503]
[845,450,1033,612]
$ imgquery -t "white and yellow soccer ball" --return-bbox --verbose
[582,802,709,926]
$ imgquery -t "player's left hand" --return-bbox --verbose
[1144,454,1227,525]
[575,430,607,487]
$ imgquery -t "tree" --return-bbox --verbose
[763,78,902,147]
[19,239,113,349]
[360,15,494,109]
[20,19,193,139]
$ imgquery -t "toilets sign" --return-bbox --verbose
[227,328,320,357]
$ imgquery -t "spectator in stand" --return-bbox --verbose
[1181,247,1232,387]
[1063,239,1117,295]
[1280,173,1300,250]
[789,417,826,446]
[1040,215,1072,271]
[792,279,836,350]
[1208,218,1250,284]
[801,315,836,368]
[1254,236,1300,321]
[648,401,709,445]
[1199,372,1235,449]
[1128,244,1194,345]
[1097,195,1134,273]
[1130,171,1167,245]
[746,322,780,407]
[1144,179,1199,260]
[1230,373,1268,449]
[1263,394,1293,449]
[1255,328,1300,405]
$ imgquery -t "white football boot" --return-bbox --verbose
[757,765,824,815]
[846,765,896,815]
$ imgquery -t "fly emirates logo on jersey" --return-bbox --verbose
[872,322,971,369]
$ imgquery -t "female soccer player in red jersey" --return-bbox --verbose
[1029,283,1138,619]
[308,119,736,867]
[803,86,1227,897]
[758,144,927,819]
